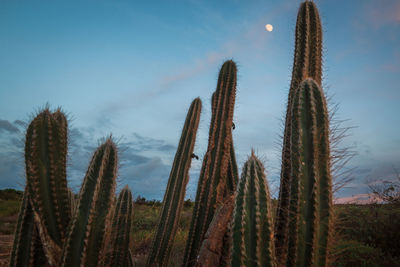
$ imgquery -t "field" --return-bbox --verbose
[1,189,399,266]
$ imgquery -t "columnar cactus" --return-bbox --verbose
[61,138,118,267]
[183,60,237,267]
[286,78,332,267]
[231,152,276,267]
[275,1,323,263]
[211,92,239,194]
[24,109,70,265]
[9,189,36,267]
[106,185,134,267]
[147,98,202,266]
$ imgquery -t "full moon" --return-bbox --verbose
[265,24,273,32]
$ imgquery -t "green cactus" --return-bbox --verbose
[211,91,239,194]
[106,185,134,267]
[286,78,332,267]
[147,98,202,266]
[9,189,36,267]
[24,109,70,265]
[275,1,323,263]
[231,152,276,267]
[183,60,237,267]
[61,138,118,267]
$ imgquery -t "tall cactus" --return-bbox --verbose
[147,98,202,266]
[286,78,332,267]
[106,185,134,267]
[275,1,323,263]
[231,152,276,267]
[183,60,237,267]
[24,109,70,266]
[61,138,118,267]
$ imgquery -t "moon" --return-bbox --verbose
[265,24,273,32]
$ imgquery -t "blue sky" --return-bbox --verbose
[0,0,399,200]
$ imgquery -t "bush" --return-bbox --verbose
[330,240,397,267]
[335,204,400,260]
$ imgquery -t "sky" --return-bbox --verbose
[0,0,399,200]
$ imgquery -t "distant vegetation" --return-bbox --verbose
[1,189,399,266]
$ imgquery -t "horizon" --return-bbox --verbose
[0,0,399,200]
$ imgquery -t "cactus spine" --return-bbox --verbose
[183,60,237,267]
[61,138,118,267]
[286,78,331,267]
[147,98,202,266]
[275,1,323,263]
[231,152,276,267]
[24,109,70,265]
[106,185,134,267]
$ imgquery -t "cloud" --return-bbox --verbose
[334,193,385,204]
[0,119,20,133]
[0,118,178,200]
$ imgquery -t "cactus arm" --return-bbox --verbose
[61,139,118,267]
[286,78,331,267]
[227,140,239,193]
[9,190,35,267]
[147,98,202,266]
[24,109,70,265]
[107,186,133,267]
[212,91,238,194]
[183,61,237,267]
[275,2,323,263]
[231,152,276,267]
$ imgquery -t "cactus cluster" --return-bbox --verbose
[10,110,133,267]
[10,1,334,266]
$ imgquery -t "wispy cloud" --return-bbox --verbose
[0,119,20,133]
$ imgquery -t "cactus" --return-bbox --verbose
[286,78,332,267]
[9,189,36,267]
[68,188,77,218]
[231,152,276,267]
[275,1,323,263]
[147,98,202,266]
[183,60,237,267]
[24,109,70,265]
[61,138,118,267]
[211,92,239,194]
[106,185,134,267]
